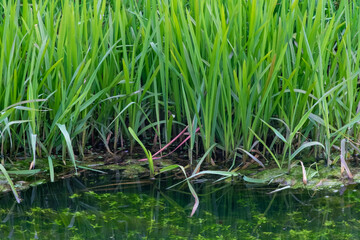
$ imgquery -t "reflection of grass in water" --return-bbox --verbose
[290,229,313,240]
[0,189,359,239]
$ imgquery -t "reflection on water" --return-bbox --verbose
[0,171,359,239]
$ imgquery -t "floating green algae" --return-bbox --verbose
[0,173,359,239]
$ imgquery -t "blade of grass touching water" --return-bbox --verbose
[48,156,54,182]
[7,169,41,175]
[160,164,199,217]
[192,143,217,175]
[267,186,291,194]
[128,127,154,178]
[0,164,21,203]
[29,131,37,169]
[77,166,106,174]
[299,161,307,185]
[340,139,353,179]
[56,124,77,174]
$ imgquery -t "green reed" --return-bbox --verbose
[0,0,359,177]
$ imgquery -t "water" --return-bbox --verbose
[0,171,359,239]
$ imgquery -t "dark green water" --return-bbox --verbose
[0,172,359,239]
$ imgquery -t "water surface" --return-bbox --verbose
[0,172,359,239]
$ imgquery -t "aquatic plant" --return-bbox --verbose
[0,175,359,239]
[128,127,154,178]
[0,0,360,197]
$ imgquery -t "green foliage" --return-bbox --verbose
[0,164,20,203]
[0,0,360,178]
[128,127,154,178]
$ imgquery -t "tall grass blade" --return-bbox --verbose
[48,156,54,182]
[0,164,20,203]
[56,124,77,174]
[160,164,199,217]
[128,127,154,178]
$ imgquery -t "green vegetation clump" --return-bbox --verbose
[0,0,359,179]
[0,186,359,239]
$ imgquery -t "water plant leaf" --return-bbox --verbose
[237,148,265,168]
[299,161,307,185]
[267,185,291,194]
[128,127,154,178]
[77,166,106,174]
[30,132,37,169]
[160,164,199,217]
[290,142,325,161]
[48,156,54,182]
[56,124,77,174]
[160,164,182,173]
[249,129,281,168]
[243,175,268,184]
[340,139,353,179]
[190,170,239,178]
[7,169,41,175]
[0,164,21,203]
[192,143,217,175]
[331,112,360,137]
[260,119,288,145]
